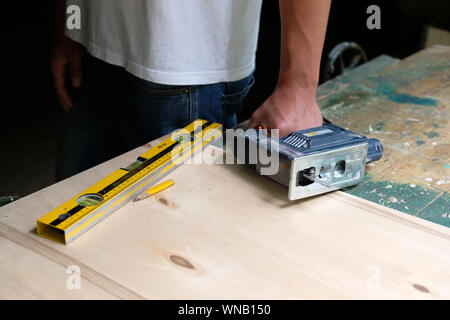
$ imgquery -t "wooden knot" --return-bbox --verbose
[412,283,430,293]
[169,255,195,270]
[155,195,177,209]
[158,197,169,206]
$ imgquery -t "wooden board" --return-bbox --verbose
[0,227,118,300]
[1,46,449,299]
[1,141,450,299]
[318,45,450,226]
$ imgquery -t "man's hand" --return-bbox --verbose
[249,85,323,137]
[250,0,331,136]
[51,36,84,111]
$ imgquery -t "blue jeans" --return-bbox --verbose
[56,54,254,180]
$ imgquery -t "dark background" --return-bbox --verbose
[1,0,449,198]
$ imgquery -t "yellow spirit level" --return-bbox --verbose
[37,120,222,244]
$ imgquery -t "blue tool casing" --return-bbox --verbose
[233,123,383,200]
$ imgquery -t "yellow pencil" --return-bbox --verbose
[133,180,174,202]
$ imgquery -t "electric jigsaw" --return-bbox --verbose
[232,121,383,200]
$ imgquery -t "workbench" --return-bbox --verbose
[319,45,449,226]
[0,46,449,299]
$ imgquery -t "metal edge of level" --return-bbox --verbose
[64,124,222,244]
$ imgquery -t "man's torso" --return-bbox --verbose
[66,0,263,84]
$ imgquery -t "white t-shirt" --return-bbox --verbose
[65,0,263,85]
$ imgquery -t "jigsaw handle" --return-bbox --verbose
[366,138,383,163]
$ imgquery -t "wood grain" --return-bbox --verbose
[1,47,450,299]
[0,145,449,299]
[0,222,143,300]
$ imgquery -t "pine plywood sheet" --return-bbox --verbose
[0,235,116,300]
[0,145,449,299]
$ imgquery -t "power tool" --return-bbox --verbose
[231,121,383,200]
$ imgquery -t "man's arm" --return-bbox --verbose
[249,0,331,137]
[51,0,85,110]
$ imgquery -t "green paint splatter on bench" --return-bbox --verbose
[344,177,449,227]
[419,192,450,227]
[416,139,426,146]
[432,123,445,129]
[374,122,385,131]
[424,131,440,139]
[374,84,438,107]
[344,177,439,215]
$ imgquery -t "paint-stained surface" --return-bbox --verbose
[318,45,450,227]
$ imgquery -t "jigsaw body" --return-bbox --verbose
[234,123,383,200]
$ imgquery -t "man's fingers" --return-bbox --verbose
[69,53,83,87]
[56,87,74,111]
[248,112,261,129]
[248,118,257,129]
[52,60,74,110]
